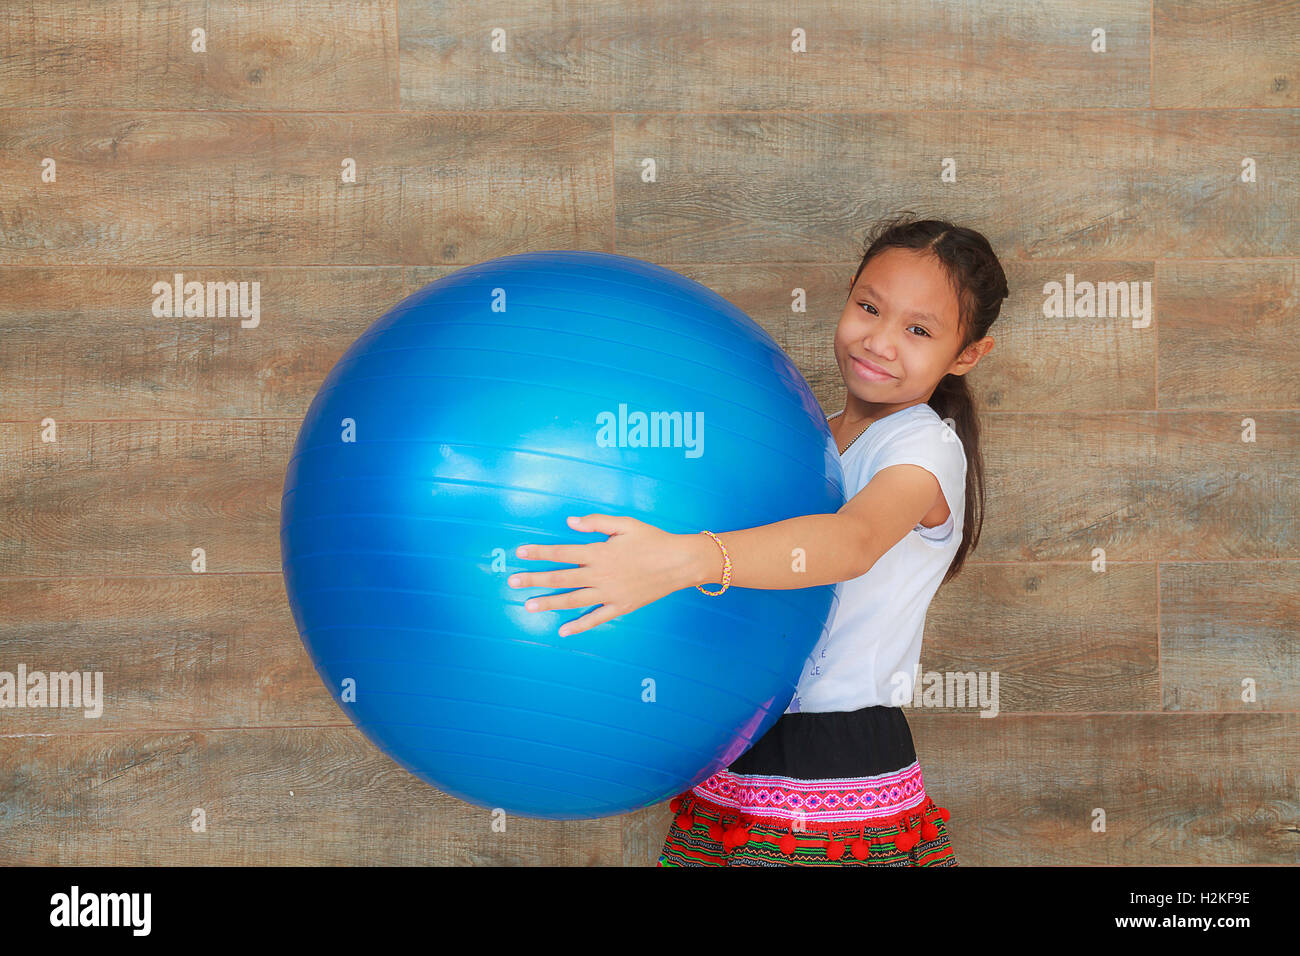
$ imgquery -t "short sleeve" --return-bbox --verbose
[869,417,967,543]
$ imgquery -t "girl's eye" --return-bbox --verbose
[860,301,930,338]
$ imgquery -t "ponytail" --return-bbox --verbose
[926,373,985,586]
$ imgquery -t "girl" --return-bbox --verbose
[509,213,1005,866]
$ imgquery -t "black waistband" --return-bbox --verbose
[727,704,917,778]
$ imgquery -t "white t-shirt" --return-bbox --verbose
[785,402,967,714]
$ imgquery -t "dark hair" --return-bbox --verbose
[849,212,1008,586]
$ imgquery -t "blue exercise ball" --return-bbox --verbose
[280,250,845,820]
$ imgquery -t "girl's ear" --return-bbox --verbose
[950,336,995,375]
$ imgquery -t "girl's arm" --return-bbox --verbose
[512,463,945,636]
[678,463,945,591]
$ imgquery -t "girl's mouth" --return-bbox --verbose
[852,356,895,382]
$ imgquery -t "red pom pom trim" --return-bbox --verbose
[674,792,953,861]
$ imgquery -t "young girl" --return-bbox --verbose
[509,213,1005,866]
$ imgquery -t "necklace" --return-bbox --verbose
[833,410,873,456]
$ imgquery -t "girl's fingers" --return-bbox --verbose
[507,568,585,589]
[569,513,630,536]
[559,604,624,637]
[522,588,600,613]
[516,542,591,564]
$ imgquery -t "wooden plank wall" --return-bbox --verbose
[0,1,1296,866]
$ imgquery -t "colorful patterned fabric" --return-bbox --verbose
[657,790,956,866]
[691,760,929,824]
[655,704,958,866]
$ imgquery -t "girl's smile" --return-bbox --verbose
[851,354,896,381]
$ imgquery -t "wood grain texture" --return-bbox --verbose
[979,411,1298,561]
[0,574,340,732]
[1159,561,1300,711]
[399,0,1150,111]
[921,563,1161,713]
[0,266,409,418]
[0,110,611,265]
[1157,260,1300,409]
[611,111,1300,263]
[1154,0,1300,108]
[0,1,1296,866]
[0,728,621,865]
[0,420,292,576]
[909,712,1300,865]
[0,1,398,110]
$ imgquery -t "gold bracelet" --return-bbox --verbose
[696,530,732,596]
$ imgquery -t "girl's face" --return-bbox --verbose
[835,246,984,406]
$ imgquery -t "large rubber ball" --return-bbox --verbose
[280,250,845,820]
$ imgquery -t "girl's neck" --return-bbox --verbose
[838,396,931,428]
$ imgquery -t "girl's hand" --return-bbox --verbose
[508,514,698,637]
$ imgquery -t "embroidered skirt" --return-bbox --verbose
[657,704,957,866]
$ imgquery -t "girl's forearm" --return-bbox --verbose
[677,513,867,592]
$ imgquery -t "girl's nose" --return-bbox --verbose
[860,334,898,360]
